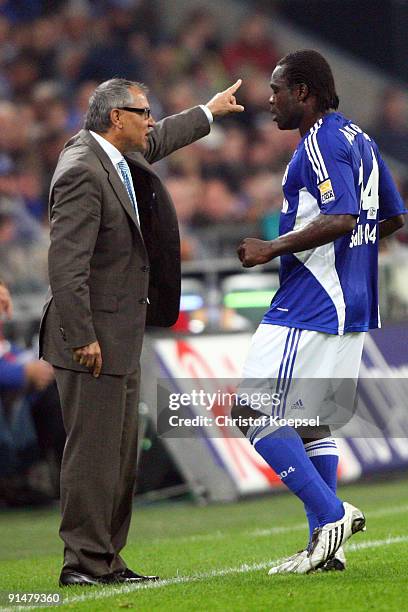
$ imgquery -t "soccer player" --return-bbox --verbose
[236,49,406,574]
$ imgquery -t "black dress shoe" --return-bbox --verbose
[114,568,160,583]
[59,570,120,587]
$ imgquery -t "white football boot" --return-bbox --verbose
[321,545,346,571]
[268,550,308,575]
[268,546,346,575]
[268,502,365,575]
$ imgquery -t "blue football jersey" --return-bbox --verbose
[262,113,406,335]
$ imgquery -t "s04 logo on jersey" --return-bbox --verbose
[349,223,377,248]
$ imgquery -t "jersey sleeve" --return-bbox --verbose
[304,128,359,216]
[375,146,407,221]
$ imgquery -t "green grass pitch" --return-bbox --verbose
[0,476,407,611]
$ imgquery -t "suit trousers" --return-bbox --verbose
[54,365,140,576]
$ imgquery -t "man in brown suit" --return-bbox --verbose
[39,78,243,587]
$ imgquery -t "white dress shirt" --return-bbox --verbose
[89,130,140,224]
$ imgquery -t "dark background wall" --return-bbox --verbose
[274,0,408,82]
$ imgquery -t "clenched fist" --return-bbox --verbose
[237,238,275,268]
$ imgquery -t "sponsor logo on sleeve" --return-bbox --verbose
[318,178,336,204]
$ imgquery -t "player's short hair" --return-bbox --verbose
[84,78,148,132]
[277,50,339,112]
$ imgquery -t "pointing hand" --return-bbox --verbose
[205,79,245,118]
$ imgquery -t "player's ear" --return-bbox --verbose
[298,83,308,102]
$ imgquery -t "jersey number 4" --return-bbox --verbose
[350,149,379,249]
[359,148,379,220]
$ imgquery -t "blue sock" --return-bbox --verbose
[254,426,343,526]
[303,438,339,539]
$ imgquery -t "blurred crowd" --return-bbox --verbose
[0,335,65,506]
[0,0,407,295]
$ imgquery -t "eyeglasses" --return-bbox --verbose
[118,106,151,119]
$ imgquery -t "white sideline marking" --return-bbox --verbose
[3,534,405,611]
[346,535,408,551]
[61,535,408,607]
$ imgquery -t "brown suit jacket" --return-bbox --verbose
[40,106,210,375]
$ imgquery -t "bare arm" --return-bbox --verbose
[25,360,54,390]
[379,214,405,240]
[0,281,12,319]
[238,214,356,268]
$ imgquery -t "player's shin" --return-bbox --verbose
[251,425,344,526]
[303,438,340,539]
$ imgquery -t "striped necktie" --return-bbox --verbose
[117,158,140,225]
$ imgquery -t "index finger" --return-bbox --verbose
[226,79,242,94]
